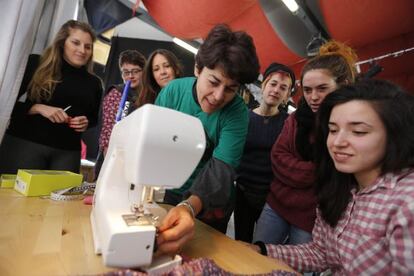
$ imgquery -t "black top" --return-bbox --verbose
[7,58,102,151]
[236,109,288,194]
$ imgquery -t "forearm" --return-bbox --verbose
[264,210,328,272]
[28,103,46,115]
[266,242,327,273]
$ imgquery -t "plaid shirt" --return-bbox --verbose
[266,169,414,275]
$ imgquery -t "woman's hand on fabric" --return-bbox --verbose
[68,116,89,132]
[29,104,69,123]
[155,205,195,256]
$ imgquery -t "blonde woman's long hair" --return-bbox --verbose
[28,20,96,102]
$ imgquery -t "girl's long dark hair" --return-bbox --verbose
[296,40,357,161]
[295,97,315,161]
[315,79,414,227]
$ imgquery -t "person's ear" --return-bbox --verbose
[194,64,200,77]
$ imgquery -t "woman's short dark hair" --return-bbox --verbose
[118,50,146,69]
[315,79,414,227]
[195,24,260,85]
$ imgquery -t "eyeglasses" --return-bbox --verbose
[121,68,142,77]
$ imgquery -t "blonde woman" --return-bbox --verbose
[234,63,295,242]
[0,20,102,174]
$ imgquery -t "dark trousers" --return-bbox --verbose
[164,189,231,234]
[0,134,80,174]
[234,183,267,242]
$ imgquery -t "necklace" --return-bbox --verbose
[254,107,278,125]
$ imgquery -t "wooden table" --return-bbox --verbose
[0,189,295,275]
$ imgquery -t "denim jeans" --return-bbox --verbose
[253,203,312,245]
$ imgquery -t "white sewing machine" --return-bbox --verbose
[90,104,205,268]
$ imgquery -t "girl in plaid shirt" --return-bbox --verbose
[252,79,414,275]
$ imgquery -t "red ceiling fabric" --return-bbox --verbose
[319,0,414,92]
[319,0,414,47]
[143,0,257,39]
[143,0,413,92]
[143,0,301,73]
[229,2,301,70]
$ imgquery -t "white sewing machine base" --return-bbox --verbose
[91,202,168,268]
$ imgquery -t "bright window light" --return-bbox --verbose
[281,0,299,13]
[173,37,198,54]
